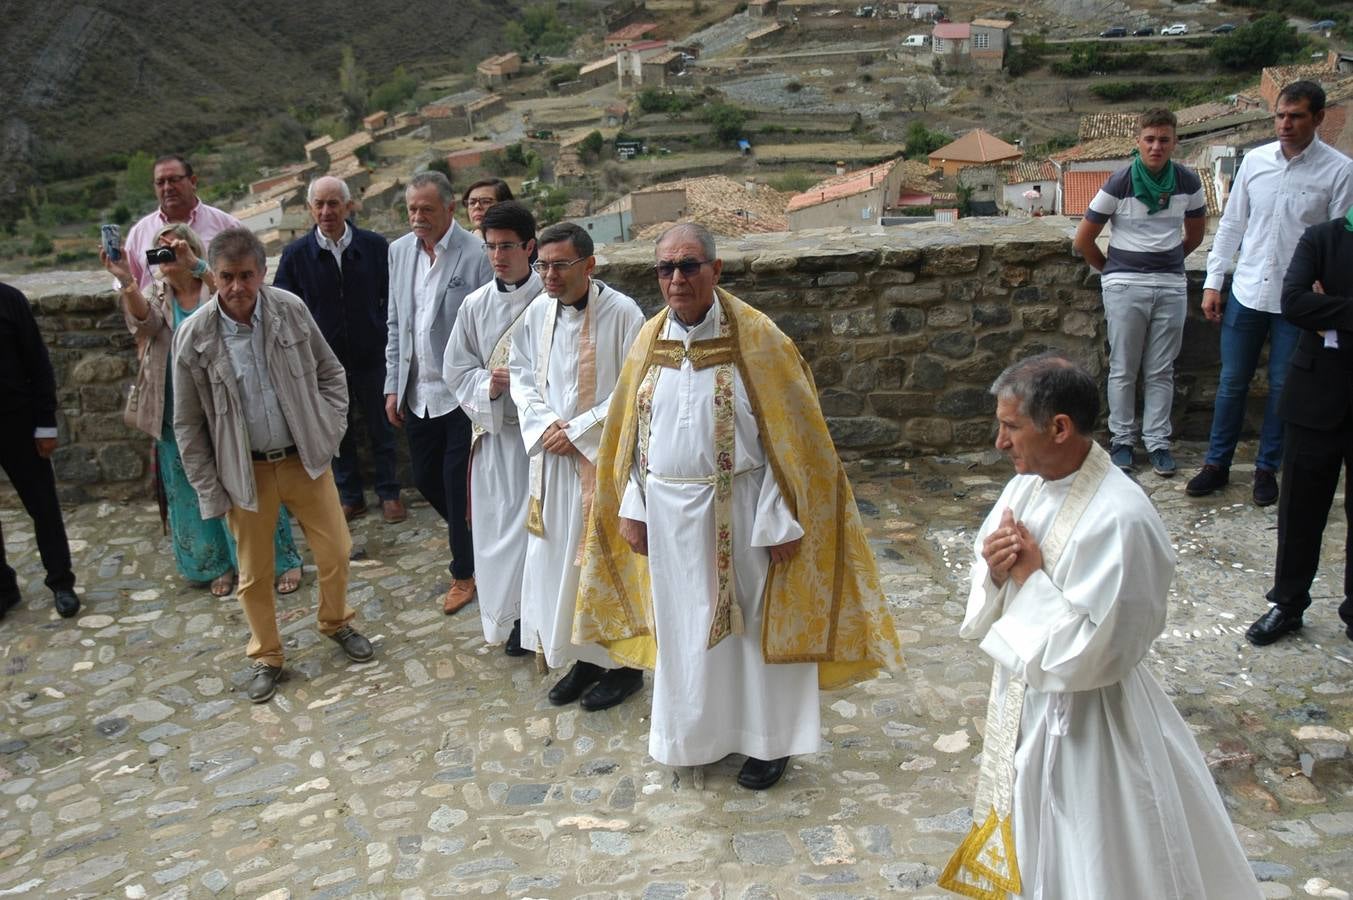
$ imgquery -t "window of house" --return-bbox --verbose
[974,32,989,49]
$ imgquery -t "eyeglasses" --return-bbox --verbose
[532,257,587,274]
[483,241,528,253]
[466,197,497,208]
[655,259,711,279]
[154,175,189,188]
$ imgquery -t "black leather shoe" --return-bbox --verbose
[1246,606,1303,646]
[53,588,80,619]
[0,588,19,620]
[737,756,790,790]
[548,661,605,706]
[504,619,530,657]
[1185,464,1229,497]
[328,625,374,662]
[580,667,643,711]
[247,663,283,703]
[1253,469,1278,507]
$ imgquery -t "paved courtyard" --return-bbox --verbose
[0,444,1350,899]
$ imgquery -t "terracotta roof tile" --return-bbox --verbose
[928,129,1022,164]
[1078,113,1137,141]
[786,159,899,213]
[1051,135,1136,163]
[1062,170,1112,216]
[932,22,970,39]
[607,22,658,41]
[1001,159,1056,184]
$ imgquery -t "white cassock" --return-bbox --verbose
[442,273,541,643]
[964,462,1261,899]
[509,280,644,668]
[620,298,821,767]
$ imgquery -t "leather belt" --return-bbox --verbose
[251,445,297,462]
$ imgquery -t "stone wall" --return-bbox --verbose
[11,217,1249,495]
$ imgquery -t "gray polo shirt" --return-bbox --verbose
[219,298,295,454]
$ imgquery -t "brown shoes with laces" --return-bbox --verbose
[443,577,476,615]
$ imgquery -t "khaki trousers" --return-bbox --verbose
[226,456,354,667]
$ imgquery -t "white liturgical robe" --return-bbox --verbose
[619,298,820,767]
[509,280,644,668]
[443,273,541,643]
[962,460,1261,899]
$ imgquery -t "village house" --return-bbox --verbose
[931,22,970,69]
[969,19,1012,71]
[605,22,659,52]
[476,52,521,88]
[927,129,1021,177]
[786,159,905,229]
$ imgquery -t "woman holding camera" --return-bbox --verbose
[101,224,303,597]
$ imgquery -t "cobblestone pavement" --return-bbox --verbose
[1,445,1350,899]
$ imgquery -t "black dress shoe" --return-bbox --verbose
[1253,469,1279,507]
[0,588,20,620]
[1246,606,1303,646]
[504,619,530,657]
[580,667,643,711]
[548,661,604,705]
[737,756,790,790]
[53,588,80,619]
[328,625,374,662]
[247,663,283,703]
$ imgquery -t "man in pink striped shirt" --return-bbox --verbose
[123,155,242,289]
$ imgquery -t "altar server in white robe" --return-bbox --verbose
[508,222,646,711]
[940,352,1260,900]
[575,224,902,792]
[443,201,541,655]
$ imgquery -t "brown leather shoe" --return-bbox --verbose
[382,498,408,524]
[443,577,476,615]
[342,501,369,522]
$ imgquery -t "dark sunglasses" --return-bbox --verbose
[654,259,711,279]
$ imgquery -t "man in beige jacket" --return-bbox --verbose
[173,227,375,703]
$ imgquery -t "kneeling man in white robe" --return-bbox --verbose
[508,222,645,710]
[940,352,1260,900]
[443,201,541,655]
[575,224,901,790]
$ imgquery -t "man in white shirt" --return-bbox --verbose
[384,172,494,614]
[1187,81,1353,506]
[123,155,242,290]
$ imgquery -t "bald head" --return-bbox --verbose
[307,176,354,240]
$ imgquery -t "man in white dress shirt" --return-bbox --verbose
[940,352,1260,900]
[442,201,541,655]
[509,222,646,710]
[1187,80,1353,506]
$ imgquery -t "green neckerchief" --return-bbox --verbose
[1344,205,1353,232]
[1129,150,1176,215]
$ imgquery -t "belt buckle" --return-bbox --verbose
[263,448,287,463]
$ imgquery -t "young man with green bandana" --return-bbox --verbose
[1074,108,1206,476]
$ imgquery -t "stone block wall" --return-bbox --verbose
[596,217,1235,458]
[11,217,1255,494]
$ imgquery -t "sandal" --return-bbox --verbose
[210,571,237,597]
[276,567,302,595]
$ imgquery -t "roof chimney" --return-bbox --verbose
[835,161,846,176]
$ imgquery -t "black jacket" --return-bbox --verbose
[0,282,57,428]
[1279,217,1353,431]
[274,224,390,371]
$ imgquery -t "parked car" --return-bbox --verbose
[1309,19,1337,31]
[1161,22,1189,35]
[1132,27,1155,36]
[1099,26,1127,37]
[1211,23,1236,34]
[901,33,929,47]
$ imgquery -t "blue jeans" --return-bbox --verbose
[1204,292,1301,472]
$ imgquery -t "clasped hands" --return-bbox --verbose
[982,508,1043,588]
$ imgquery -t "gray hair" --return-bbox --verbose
[307,175,351,204]
[656,222,716,261]
[152,222,206,261]
[207,227,267,271]
[990,352,1099,434]
[406,170,455,205]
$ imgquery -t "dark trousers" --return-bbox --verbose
[405,407,474,579]
[1269,417,1353,629]
[333,363,400,506]
[0,418,74,596]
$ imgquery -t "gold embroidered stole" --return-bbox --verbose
[471,300,533,444]
[634,306,743,646]
[526,282,598,539]
[939,442,1112,900]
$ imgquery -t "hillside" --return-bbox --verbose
[0,0,522,217]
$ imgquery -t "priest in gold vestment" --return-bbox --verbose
[575,224,901,790]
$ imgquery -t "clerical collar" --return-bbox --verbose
[558,295,588,313]
[496,275,532,292]
[672,307,711,332]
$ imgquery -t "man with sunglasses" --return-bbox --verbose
[508,222,645,710]
[575,224,900,790]
[385,171,494,616]
[442,202,542,655]
[123,155,241,290]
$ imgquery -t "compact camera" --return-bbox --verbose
[146,246,177,265]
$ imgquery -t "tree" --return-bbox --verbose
[338,46,368,128]
[904,120,949,158]
[702,102,748,143]
[1211,14,1305,70]
[896,74,944,112]
[369,66,418,112]
[121,151,155,209]
[579,131,604,161]
[260,114,307,165]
